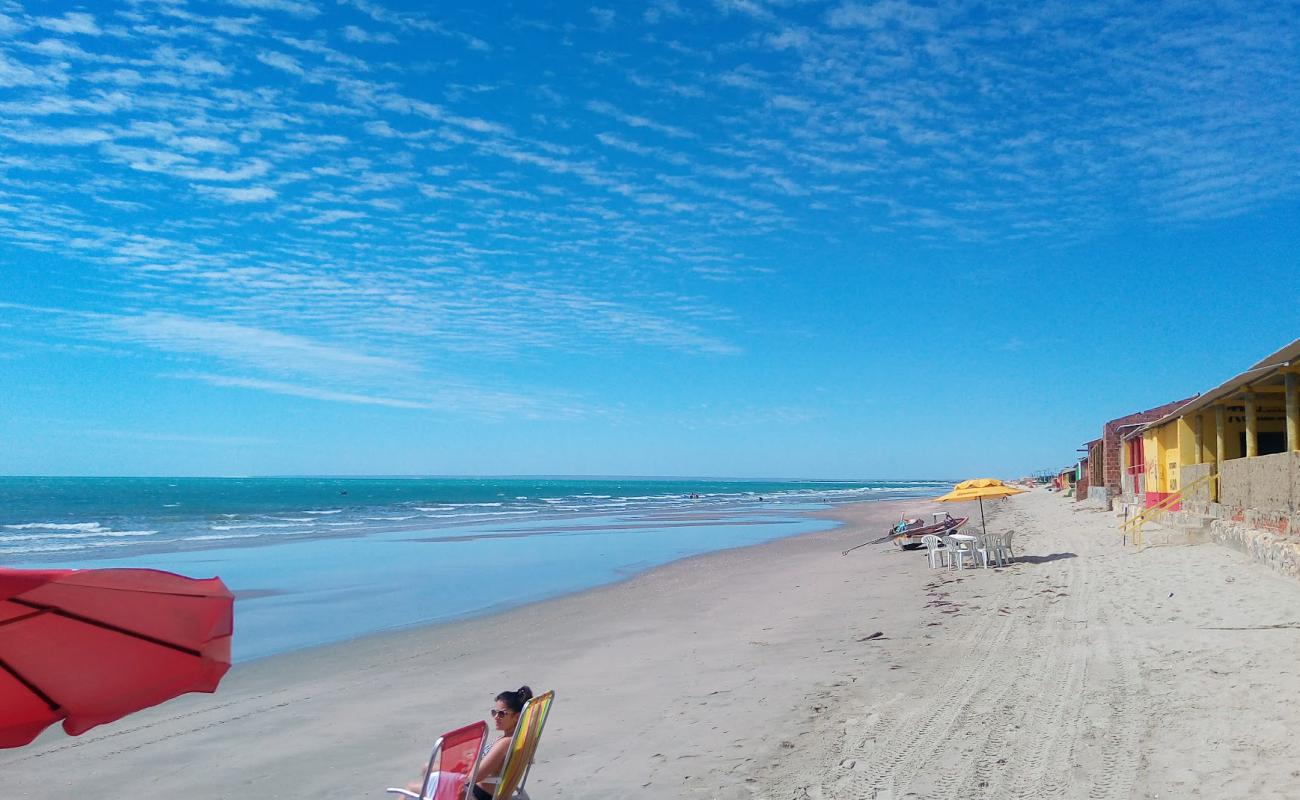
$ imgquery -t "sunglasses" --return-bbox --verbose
[490,709,514,719]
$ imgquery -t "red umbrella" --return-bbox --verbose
[0,567,234,748]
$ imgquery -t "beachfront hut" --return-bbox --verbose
[1054,467,1075,494]
[1100,398,1197,502]
[1074,439,1102,503]
[1130,338,1300,514]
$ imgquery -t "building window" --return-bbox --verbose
[1241,431,1287,457]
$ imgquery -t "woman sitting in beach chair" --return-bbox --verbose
[471,686,534,800]
[397,685,534,800]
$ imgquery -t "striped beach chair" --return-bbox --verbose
[491,690,555,800]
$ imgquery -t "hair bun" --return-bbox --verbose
[517,685,533,701]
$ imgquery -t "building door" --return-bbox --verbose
[1127,438,1145,492]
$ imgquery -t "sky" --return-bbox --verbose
[1,0,1297,479]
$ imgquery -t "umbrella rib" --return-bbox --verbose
[54,584,222,600]
[0,655,61,712]
[0,608,47,629]
[8,598,204,658]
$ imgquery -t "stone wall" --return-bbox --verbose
[1079,485,1111,509]
[1153,455,1300,579]
[1219,457,1252,509]
[1181,462,1214,502]
[1210,518,1300,579]
[1218,452,1299,513]
[1251,452,1295,511]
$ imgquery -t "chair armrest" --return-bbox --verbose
[385,789,421,799]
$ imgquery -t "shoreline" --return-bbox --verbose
[234,497,890,664]
[17,490,1300,797]
[13,493,913,661]
[1,496,929,799]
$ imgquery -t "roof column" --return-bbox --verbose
[1215,404,1226,463]
[1192,413,1204,465]
[1245,391,1259,458]
[1287,371,1299,452]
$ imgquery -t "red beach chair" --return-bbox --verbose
[387,720,489,800]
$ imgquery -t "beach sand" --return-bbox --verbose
[6,492,1300,799]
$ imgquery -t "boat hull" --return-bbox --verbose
[890,516,968,549]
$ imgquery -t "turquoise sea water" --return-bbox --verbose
[0,477,949,660]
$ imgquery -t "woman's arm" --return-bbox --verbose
[475,737,510,785]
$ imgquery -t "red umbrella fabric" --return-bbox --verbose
[0,567,233,748]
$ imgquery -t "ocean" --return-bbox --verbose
[0,476,950,660]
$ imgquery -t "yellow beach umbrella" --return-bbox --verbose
[936,478,1027,538]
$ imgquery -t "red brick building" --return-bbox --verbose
[1100,397,1198,496]
[1075,438,1103,502]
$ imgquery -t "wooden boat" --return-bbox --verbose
[889,513,968,549]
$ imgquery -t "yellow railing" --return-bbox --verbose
[1121,470,1219,550]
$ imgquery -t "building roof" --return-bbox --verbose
[1102,395,1200,430]
[1136,338,1300,433]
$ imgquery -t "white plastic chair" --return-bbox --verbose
[920,534,948,569]
[975,533,1003,568]
[944,535,976,570]
[999,530,1016,563]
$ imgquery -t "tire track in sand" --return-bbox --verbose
[827,565,1027,798]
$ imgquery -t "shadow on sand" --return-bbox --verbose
[1012,552,1077,564]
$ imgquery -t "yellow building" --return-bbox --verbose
[1129,339,1300,509]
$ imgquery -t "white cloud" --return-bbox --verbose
[212,16,261,37]
[83,68,145,86]
[195,185,277,202]
[383,95,512,135]
[177,159,272,182]
[256,50,305,76]
[339,0,491,50]
[172,135,239,155]
[595,131,691,165]
[100,143,195,173]
[765,27,810,50]
[223,0,320,18]
[585,100,697,139]
[644,1,685,24]
[768,94,812,112]
[152,45,230,76]
[82,429,276,446]
[713,0,774,21]
[0,52,65,88]
[110,313,408,377]
[37,12,102,36]
[0,0,1293,422]
[1,126,113,146]
[176,373,431,409]
[303,209,367,225]
[824,1,939,30]
[0,14,26,36]
[341,25,396,44]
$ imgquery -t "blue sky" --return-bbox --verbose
[1,0,1297,478]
